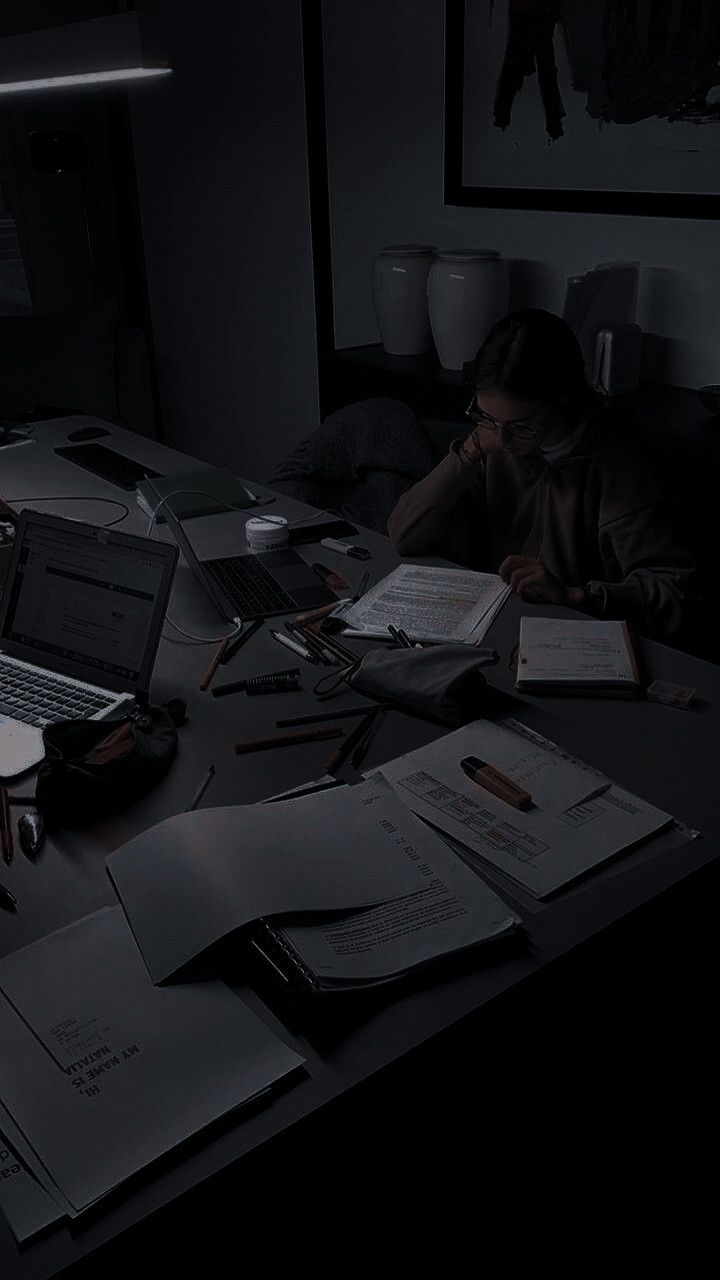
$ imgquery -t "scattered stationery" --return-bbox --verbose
[235,726,343,755]
[350,706,387,769]
[325,707,381,775]
[108,781,444,982]
[198,633,233,690]
[332,564,510,643]
[0,907,303,1215]
[377,718,674,899]
[270,628,318,664]
[515,617,641,696]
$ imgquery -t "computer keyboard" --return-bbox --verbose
[207,554,296,618]
[0,657,115,726]
[54,443,162,492]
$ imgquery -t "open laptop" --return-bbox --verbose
[163,505,335,623]
[0,510,178,778]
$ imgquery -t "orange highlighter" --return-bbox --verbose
[460,756,534,811]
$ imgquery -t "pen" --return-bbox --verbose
[0,787,13,864]
[353,570,369,602]
[285,621,334,665]
[325,708,380,775]
[460,756,534,811]
[350,706,387,769]
[235,725,344,755]
[286,621,341,666]
[211,667,299,698]
[269,629,318,664]
[221,617,262,664]
[185,764,216,812]
[199,635,231,690]
[0,882,17,912]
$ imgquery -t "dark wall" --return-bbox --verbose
[323,0,720,389]
[128,0,320,479]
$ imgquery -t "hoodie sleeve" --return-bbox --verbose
[583,447,701,639]
[387,443,487,567]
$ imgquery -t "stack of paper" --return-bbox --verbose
[516,617,641,696]
[376,718,674,899]
[332,563,510,643]
[108,780,519,990]
[0,908,303,1235]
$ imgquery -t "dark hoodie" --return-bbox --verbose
[387,408,700,640]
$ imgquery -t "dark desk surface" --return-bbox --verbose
[1,419,718,1275]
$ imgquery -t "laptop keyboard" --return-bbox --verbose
[207,555,296,618]
[0,657,116,727]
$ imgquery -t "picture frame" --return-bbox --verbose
[444,0,720,218]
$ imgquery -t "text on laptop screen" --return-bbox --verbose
[1,522,169,682]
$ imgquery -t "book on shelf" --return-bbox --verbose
[515,617,641,697]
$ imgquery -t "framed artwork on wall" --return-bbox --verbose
[445,0,720,217]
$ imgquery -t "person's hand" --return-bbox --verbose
[499,555,584,606]
[460,424,503,464]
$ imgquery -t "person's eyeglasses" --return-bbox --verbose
[465,396,547,441]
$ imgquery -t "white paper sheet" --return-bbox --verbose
[277,802,519,985]
[0,908,303,1214]
[376,720,673,898]
[108,781,436,983]
[333,563,510,643]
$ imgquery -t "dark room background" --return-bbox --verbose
[1,1,718,476]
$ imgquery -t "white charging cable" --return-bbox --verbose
[145,487,252,644]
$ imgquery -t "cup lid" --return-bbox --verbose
[379,243,436,256]
[437,249,500,262]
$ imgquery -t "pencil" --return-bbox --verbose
[185,764,216,811]
[234,725,344,755]
[0,787,13,864]
[276,704,383,728]
[199,636,231,690]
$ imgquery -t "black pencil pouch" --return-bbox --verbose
[346,644,502,725]
[34,702,184,826]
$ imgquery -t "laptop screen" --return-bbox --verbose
[0,513,177,694]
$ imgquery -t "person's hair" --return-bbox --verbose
[472,308,596,407]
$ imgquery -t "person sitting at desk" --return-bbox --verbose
[388,308,700,641]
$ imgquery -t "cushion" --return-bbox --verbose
[0,299,119,421]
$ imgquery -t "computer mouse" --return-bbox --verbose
[67,425,111,442]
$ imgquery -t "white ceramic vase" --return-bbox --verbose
[427,250,509,372]
[371,244,436,355]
